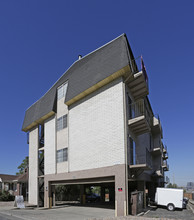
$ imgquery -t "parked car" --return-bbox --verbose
[86,193,100,203]
[183,197,189,208]
[155,187,184,211]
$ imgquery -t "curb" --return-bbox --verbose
[0,210,35,220]
[189,200,194,205]
[188,202,194,214]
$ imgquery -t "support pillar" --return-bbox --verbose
[44,179,51,208]
[16,183,20,196]
[51,185,55,206]
[29,126,39,205]
[80,185,85,205]
[101,186,105,202]
[115,165,127,217]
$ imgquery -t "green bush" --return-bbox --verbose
[0,191,15,201]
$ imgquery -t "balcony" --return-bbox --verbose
[128,100,152,136]
[151,142,163,157]
[130,148,152,170]
[152,166,163,177]
[163,145,168,157]
[163,147,168,160]
[127,56,149,100]
[163,152,168,160]
[162,160,169,171]
[151,146,162,157]
[151,115,163,138]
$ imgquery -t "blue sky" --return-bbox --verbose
[0,1,193,186]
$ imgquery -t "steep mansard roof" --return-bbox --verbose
[22,34,134,131]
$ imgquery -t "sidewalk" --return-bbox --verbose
[188,200,194,214]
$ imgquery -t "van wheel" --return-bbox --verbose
[167,203,175,211]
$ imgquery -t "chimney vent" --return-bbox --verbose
[78,55,82,60]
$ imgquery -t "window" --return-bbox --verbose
[57,115,67,131]
[57,148,68,163]
[57,82,68,100]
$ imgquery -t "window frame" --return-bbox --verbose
[57,114,67,131]
[56,148,68,163]
[57,82,68,101]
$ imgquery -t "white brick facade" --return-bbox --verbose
[69,77,125,172]
[45,116,56,175]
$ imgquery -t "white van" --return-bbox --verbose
[155,187,184,211]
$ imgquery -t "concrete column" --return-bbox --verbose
[115,165,127,217]
[101,186,105,202]
[16,183,20,196]
[44,179,49,208]
[51,185,56,206]
[80,185,85,205]
[29,126,39,205]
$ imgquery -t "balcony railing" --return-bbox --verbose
[162,160,169,171]
[130,148,152,169]
[127,56,149,100]
[152,114,163,138]
[130,56,149,88]
[163,145,167,154]
[153,165,163,177]
[151,146,162,156]
[128,99,152,136]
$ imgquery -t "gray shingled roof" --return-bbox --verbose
[22,34,134,131]
[0,174,18,182]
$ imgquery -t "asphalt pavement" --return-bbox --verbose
[0,202,194,220]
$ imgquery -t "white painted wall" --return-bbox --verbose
[29,126,38,205]
[45,116,56,175]
[69,77,125,172]
[57,162,68,173]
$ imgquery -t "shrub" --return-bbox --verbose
[0,191,15,201]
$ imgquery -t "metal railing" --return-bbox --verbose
[129,99,152,125]
[163,145,167,153]
[163,145,168,158]
[163,160,169,170]
[130,56,149,89]
[133,148,152,168]
[154,114,161,125]
[154,114,163,134]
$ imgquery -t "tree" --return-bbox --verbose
[166,183,178,188]
[16,156,29,175]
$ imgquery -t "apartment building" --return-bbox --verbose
[22,34,169,216]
